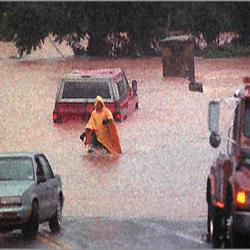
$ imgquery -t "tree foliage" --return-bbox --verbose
[0,2,50,56]
[0,2,249,58]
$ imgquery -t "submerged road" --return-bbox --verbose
[0,40,249,248]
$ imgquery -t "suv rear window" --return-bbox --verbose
[244,100,250,138]
[61,81,111,99]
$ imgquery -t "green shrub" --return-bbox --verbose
[194,43,250,58]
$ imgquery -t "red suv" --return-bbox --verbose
[53,68,138,123]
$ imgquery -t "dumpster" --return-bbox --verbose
[160,35,195,82]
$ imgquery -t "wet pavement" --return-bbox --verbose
[0,38,249,248]
[0,217,209,248]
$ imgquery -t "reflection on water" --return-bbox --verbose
[0,40,250,220]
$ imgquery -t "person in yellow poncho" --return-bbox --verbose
[80,96,122,154]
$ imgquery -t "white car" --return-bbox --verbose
[0,152,64,239]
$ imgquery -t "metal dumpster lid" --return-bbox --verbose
[160,35,193,43]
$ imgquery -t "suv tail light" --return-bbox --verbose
[236,191,246,205]
[114,112,121,121]
[53,111,62,123]
[53,112,58,121]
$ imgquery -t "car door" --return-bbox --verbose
[37,155,57,219]
[35,156,49,221]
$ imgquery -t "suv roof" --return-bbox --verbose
[62,68,124,81]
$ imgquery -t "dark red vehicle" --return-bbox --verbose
[53,68,138,123]
[206,76,250,248]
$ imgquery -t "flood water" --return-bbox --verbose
[0,38,249,221]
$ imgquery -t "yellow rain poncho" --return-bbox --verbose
[85,96,122,154]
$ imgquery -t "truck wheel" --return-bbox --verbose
[49,200,62,233]
[224,188,241,248]
[22,201,39,239]
[206,183,212,243]
[211,206,224,248]
[225,212,242,248]
[207,203,212,243]
[207,202,224,247]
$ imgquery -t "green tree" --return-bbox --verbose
[48,2,88,54]
[1,2,50,56]
[0,2,249,58]
[179,2,226,46]
[224,2,250,45]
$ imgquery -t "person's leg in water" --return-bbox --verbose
[88,131,109,153]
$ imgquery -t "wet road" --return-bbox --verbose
[0,39,249,248]
[0,217,209,248]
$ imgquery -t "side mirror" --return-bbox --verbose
[208,100,220,133]
[208,100,221,148]
[132,80,137,91]
[209,131,221,148]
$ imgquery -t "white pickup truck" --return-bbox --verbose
[0,152,64,239]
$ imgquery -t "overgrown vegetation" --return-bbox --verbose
[195,43,250,58]
[0,2,249,58]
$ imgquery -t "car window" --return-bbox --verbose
[35,157,44,177]
[116,80,127,100]
[123,76,130,93]
[233,103,241,141]
[0,157,34,181]
[61,81,111,99]
[38,156,54,180]
[244,100,250,138]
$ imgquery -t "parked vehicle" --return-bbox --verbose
[0,152,64,239]
[53,68,139,123]
[206,76,250,247]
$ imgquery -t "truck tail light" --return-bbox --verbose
[53,112,58,120]
[216,201,224,208]
[236,191,246,205]
[115,113,121,121]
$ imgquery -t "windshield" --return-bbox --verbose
[61,81,111,99]
[0,157,34,181]
[243,100,250,138]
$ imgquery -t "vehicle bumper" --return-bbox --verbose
[233,211,250,233]
[53,111,90,122]
[0,205,31,230]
